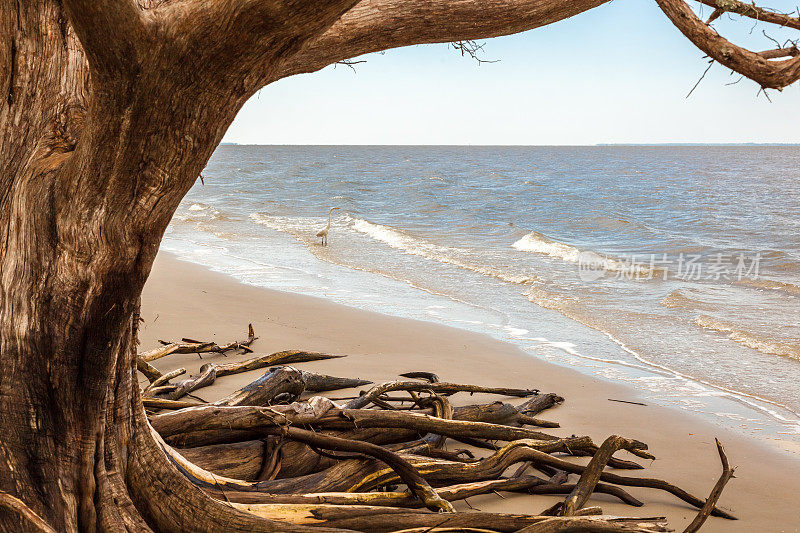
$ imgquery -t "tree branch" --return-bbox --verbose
[695,0,800,30]
[757,45,800,58]
[271,0,611,81]
[148,0,362,91]
[682,439,735,533]
[61,0,145,79]
[656,0,800,89]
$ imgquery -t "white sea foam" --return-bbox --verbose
[512,231,583,262]
[503,326,530,337]
[250,213,325,235]
[512,231,643,275]
[350,217,538,285]
[174,203,230,223]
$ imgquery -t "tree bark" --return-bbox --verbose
[0,0,356,529]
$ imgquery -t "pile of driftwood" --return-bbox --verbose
[137,326,735,532]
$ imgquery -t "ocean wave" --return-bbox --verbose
[350,217,537,285]
[695,315,800,361]
[524,286,577,312]
[521,286,800,423]
[735,278,800,296]
[593,216,634,231]
[522,286,800,423]
[512,231,583,262]
[250,213,322,235]
[250,212,538,285]
[174,204,231,223]
[660,290,714,310]
[512,231,653,276]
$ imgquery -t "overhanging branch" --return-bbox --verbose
[271,0,611,81]
[656,0,800,89]
[145,0,362,93]
[695,0,800,30]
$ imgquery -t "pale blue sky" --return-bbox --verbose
[223,0,800,145]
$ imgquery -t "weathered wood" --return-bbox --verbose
[301,371,372,392]
[215,351,347,378]
[145,351,352,405]
[214,366,306,407]
[234,506,670,533]
[516,393,565,416]
[147,367,736,531]
[139,324,257,363]
[0,491,58,533]
[398,371,440,383]
[655,0,800,89]
[144,368,187,396]
[516,516,669,533]
[138,358,164,383]
[346,381,539,409]
[151,403,559,444]
[167,364,217,401]
[206,476,643,508]
[265,427,455,513]
[682,439,736,533]
[178,402,527,478]
[555,436,642,516]
[143,398,205,410]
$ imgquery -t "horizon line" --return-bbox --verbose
[218,142,800,147]
[218,142,800,148]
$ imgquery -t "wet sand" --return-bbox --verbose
[140,252,800,532]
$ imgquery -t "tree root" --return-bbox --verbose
[0,491,58,533]
[135,330,737,531]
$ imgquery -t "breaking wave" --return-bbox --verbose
[350,217,538,285]
[174,203,231,223]
[696,315,800,361]
[512,231,584,262]
[735,278,800,296]
[249,213,322,235]
[249,213,538,285]
[512,231,654,276]
[660,290,713,310]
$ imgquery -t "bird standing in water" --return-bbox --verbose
[316,207,339,245]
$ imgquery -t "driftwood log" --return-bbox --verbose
[134,326,737,532]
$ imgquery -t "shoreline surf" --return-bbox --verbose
[163,144,800,456]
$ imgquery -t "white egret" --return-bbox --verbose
[316,207,339,245]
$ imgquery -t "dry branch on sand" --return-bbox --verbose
[132,326,738,532]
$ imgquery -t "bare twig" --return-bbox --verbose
[451,40,499,64]
[686,59,715,98]
[682,439,736,533]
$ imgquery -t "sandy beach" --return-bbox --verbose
[140,252,800,532]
